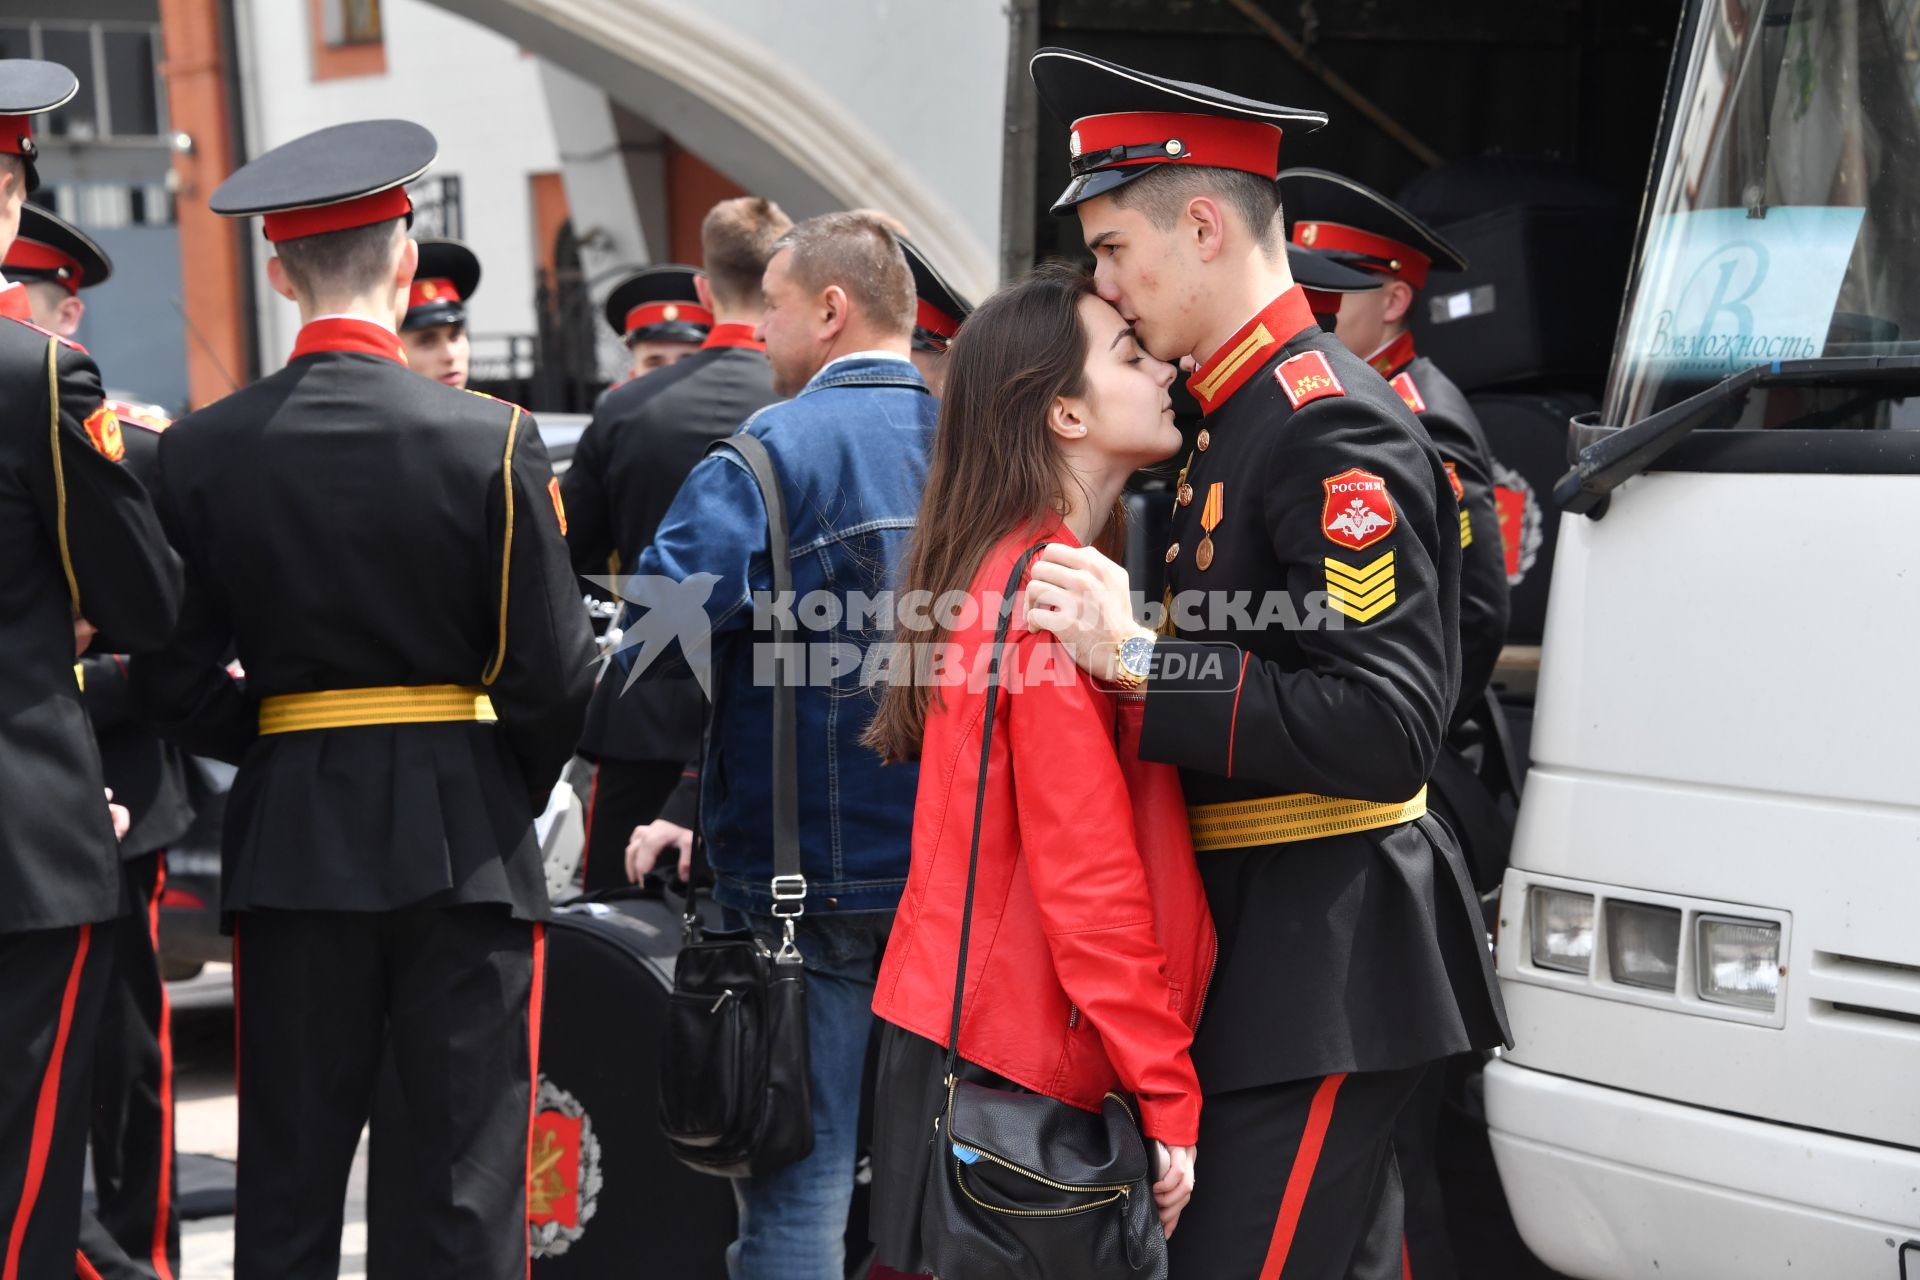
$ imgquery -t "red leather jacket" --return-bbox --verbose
[872,527,1216,1145]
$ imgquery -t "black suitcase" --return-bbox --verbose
[368,890,739,1277]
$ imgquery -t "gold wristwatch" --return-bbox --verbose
[1109,630,1157,690]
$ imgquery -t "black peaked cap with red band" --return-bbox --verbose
[1279,168,1467,290]
[210,119,436,244]
[1029,47,1326,215]
[404,237,480,332]
[0,60,81,193]
[1288,243,1382,325]
[900,238,972,354]
[603,265,711,344]
[8,203,111,293]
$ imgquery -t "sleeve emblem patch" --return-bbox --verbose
[1277,350,1346,409]
[547,475,568,535]
[82,405,125,462]
[1325,550,1397,623]
[1391,371,1427,414]
[1321,467,1396,550]
[1444,460,1464,501]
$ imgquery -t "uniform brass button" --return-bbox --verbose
[1164,543,1180,564]
[1197,429,1211,452]
[1178,484,1193,506]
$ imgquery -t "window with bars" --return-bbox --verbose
[322,0,383,48]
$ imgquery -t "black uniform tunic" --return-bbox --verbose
[0,313,181,1280]
[136,318,596,919]
[1139,288,1510,1094]
[1368,332,1509,722]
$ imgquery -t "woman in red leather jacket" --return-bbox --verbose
[863,264,1216,1269]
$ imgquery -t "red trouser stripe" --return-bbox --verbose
[1403,1236,1413,1278]
[147,859,178,1280]
[524,923,546,1277]
[1258,1071,1348,1280]
[4,925,92,1280]
[74,1251,103,1280]
[1226,651,1252,778]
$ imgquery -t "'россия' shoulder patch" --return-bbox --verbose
[1390,370,1426,414]
[82,404,126,462]
[1321,466,1396,551]
[1276,350,1345,410]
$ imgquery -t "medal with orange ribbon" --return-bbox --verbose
[1196,481,1224,571]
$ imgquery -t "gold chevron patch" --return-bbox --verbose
[1459,510,1472,548]
[1325,550,1397,623]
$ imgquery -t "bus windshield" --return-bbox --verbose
[1604,0,1920,426]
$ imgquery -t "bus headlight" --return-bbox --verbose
[1607,901,1681,991]
[1697,916,1781,1011]
[1530,888,1594,974]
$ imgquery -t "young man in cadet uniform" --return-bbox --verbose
[11,201,192,1280]
[0,57,184,1279]
[399,236,480,389]
[564,197,791,892]
[898,237,971,396]
[602,263,711,383]
[1021,50,1510,1277]
[1280,167,1514,1280]
[132,119,595,1280]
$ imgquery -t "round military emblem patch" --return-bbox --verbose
[527,1074,604,1258]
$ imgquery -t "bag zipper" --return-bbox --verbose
[954,1160,1129,1218]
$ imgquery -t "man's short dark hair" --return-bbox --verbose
[1110,165,1285,256]
[772,211,915,338]
[274,217,404,299]
[702,197,792,310]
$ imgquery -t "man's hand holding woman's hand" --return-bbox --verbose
[1150,1140,1197,1238]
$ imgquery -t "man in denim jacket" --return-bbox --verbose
[625,211,934,1279]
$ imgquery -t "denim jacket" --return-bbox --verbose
[628,355,934,914]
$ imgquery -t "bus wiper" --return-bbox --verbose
[1555,355,1920,518]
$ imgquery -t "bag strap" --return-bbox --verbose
[944,541,1051,1082]
[687,434,804,958]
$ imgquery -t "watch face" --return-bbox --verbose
[1120,635,1155,676]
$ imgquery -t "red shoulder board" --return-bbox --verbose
[4,315,88,353]
[1444,460,1464,501]
[82,405,127,462]
[1322,467,1397,551]
[1390,371,1427,414]
[547,475,568,535]
[1276,350,1345,410]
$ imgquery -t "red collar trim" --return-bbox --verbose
[700,322,764,351]
[1366,331,1416,378]
[0,282,30,323]
[290,317,407,365]
[1187,287,1318,415]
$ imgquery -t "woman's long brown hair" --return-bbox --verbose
[863,262,1125,763]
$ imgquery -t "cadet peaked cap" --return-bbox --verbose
[210,119,436,243]
[0,60,81,192]
[7,203,111,293]
[1030,47,1326,214]
[404,237,480,332]
[603,266,711,344]
[900,238,973,353]
[1280,167,1468,289]
[1287,243,1381,317]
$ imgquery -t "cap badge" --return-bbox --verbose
[1069,130,1082,158]
[1299,223,1318,246]
[663,304,680,322]
[420,281,440,300]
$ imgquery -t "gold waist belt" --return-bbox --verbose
[1188,785,1428,850]
[257,684,497,735]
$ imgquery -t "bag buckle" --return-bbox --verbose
[769,873,807,918]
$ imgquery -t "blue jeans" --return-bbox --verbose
[726,909,893,1280]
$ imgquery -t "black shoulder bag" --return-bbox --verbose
[920,544,1166,1280]
[658,434,813,1179]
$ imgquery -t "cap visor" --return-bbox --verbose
[1049,163,1161,216]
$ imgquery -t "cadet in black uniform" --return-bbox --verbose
[399,236,479,389]
[10,202,192,1280]
[1022,50,1510,1277]
[0,57,184,1280]
[1279,169,1510,728]
[563,198,791,890]
[133,120,594,1280]
[603,263,711,383]
[899,236,971,396]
